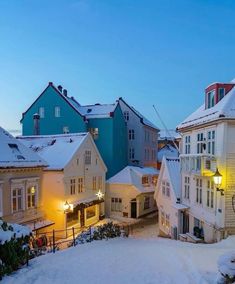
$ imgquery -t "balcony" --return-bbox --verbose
[180,154,216,176]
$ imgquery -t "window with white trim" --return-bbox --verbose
[55,106,60,117]
[160,211,165,226]
[144,196,150,210]
[70,179,76,195]
[92,177,97,190]
[124,111,129,121]
[128,129,135,140]
[218,88,225,101]
[207,130,215,155]
[27,186,37,209]
[78,178,83,193]
[85,150,91,165]
[207,90,215,109]
[129,148,135,160]
[12,187,24,213]
[111,198,122,212]
[196,178,202,204]
[39,107,45,118]
[197,133,205,154]
[98,176,102,190]
[206,180,214,208]
[185,135,191,154]
[184,176,190,199]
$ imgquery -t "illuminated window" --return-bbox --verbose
[78,178,83,193]
[92,177,97,190]
[27,186,36,209]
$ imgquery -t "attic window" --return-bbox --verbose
[218,88,225,101]
[87,109,92,113]
[206,90,215,109]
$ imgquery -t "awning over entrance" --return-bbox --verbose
[72,196,104,210]
[173,203,189,210]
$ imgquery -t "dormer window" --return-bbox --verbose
[206,90,215,109]
[142,176,149,186]
[218,88,225,101]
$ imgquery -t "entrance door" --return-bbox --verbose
[182,212,189,233]
[131,200,137,218]
[80,207,85,227]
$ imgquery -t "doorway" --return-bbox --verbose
[131,199,137,218]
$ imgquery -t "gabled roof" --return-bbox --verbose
[18,133,88,170]
[77,103,118,119]
[118,97,159,130]
[159,129,181,140]
[21,82,84,123]
[155,157,180,200]
[157,144,179,163]
[0,127,47,169]
[177,86,235,130]
[107,166,159,193]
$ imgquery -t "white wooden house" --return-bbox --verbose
[106,166,158,219]
[154,157,188,239]
[18,132,107,232]
[177,80,235,242]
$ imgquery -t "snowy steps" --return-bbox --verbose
[179,233,204,243]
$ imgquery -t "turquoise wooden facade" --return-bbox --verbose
[21,82,128,178]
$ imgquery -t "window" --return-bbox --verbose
[207,130,215,155]
[63,126,69,134]
[78,178,83,193]
[196,178,202,204]
[124,111,129,121]
[111,198,122,212]
[92,177,97,190]
[12,187,24,212]
[129,148,135,160]
[162,181,166,195]
[128,129,135,140]
[89,128,99,140]
[39,107,45,118]
[85,150,91,165]
[206,180,214,208]
[184,176,190,199]
[27,186,36,209]
[185,135,191,154]
[86,205,96,219]
[98,176,102,190]
[207,90,215,109]
[144,197,150,210]
[142,176,149,186]
[55,106,60,117]
[160,211,165,226]
[166,182,170,197]
[197,133,205,154]
[70,179,76,195]
[218,88,225,101]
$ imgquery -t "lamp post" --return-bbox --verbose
[213,168,224,196]
[64,200,73,213]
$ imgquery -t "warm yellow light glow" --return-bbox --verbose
[31,186,36,194]
[213,168,222,187]
[96,190,104,200]
[64,201,70,212]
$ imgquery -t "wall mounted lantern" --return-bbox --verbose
[213,168,224,196]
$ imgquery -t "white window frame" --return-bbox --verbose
[111,198,122,212]
[39,107,45,118]
[207,130,215,155]
[55,106,61,117]
[184,176,190,200]
[85,150,92,165]
[92,176,97,190]
[11,183,25,213]
[26,182,38,209]
[78,177,83,193]
[185,135,191,154]
[124,111,129,121]
[196,178,202,204]
[70,179,76,195]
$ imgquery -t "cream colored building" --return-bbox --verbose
[19,132,107,233]
[0,127,48,230]
[106,166,158,219]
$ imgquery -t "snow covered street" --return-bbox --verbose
[3,236,235,284]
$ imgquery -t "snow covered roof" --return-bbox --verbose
[157,144,179,163]
[18,133,88,170]
[107,166,159,193]
[164,157,181,198]
[0,127,47,169]
[177,86,235,130]
[77,103,118,119]
[159,129,181,140]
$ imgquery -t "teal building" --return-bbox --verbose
[21,82,128,178]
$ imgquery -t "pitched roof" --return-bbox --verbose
[0,127,47,169]
[18,133,88,170]
[107,166,159,193]
[164,157,181,198]
[118,97,159,130]
[177,86,235,130]
[157,144,179,163]
[77,103,118,119]
[159,129,181,140]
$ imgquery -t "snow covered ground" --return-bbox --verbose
[3,235,235,284]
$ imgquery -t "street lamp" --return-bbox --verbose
[213,168,224,196]
[96,190,104,200]
[64,201,73,213]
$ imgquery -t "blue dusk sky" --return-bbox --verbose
[1,0,235,132]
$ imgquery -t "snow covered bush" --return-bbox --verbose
[217,251,235,284]
[0,219,31,280]
[75,222,127,245]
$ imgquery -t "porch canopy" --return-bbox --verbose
[72,196,104,210]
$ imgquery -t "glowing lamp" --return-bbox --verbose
[213,168,224,196]
[31,186,36,194]
[64,201,71,213]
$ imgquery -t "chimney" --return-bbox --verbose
[58,85,63,92]
[33,113,40,135]
[63,89,67,96]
